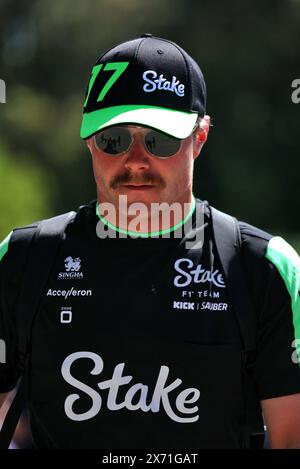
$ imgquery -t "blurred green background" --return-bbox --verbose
[0,0,299,251]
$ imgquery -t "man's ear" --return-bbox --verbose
[193,115,210,159]
[86,137,93,152]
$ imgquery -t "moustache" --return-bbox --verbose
[110,170,165,189]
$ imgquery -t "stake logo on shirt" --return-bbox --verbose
[173,258,225,288]
[61,352,200,423]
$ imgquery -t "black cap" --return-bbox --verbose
[80,34,206,139]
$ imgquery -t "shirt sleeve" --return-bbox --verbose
[240,223,300,400]
[0,231,19,393]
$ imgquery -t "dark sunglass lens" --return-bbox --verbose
[145,131,181,157]
[94,127,131,155]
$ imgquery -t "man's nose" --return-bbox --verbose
[124,136,151,172]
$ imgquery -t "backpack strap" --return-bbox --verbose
[0,210,76,449]
[16,211,76,369]
[210,206,256,353]
[210,205,264,448]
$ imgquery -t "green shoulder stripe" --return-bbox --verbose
[0,231,12,263]
[266,236,300,364]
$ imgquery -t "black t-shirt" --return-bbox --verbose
[0,199,300,448]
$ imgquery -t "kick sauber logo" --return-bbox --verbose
[58,256,83,280]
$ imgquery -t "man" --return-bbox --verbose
[1,34,300,449]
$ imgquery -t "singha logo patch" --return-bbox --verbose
[58,256,83,280]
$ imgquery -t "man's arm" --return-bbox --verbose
[262,393,300,448]
[0,233,20,405]
[241,232,300,448]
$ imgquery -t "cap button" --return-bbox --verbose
[140,33,153,38]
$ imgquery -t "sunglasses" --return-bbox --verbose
[93,125,183,159]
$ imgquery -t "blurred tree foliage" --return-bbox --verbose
[0,0,299,247]
[0,142,54,235]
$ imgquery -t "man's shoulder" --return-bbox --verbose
[6,200,96,235]
[238,219,273,260]
[236,220,276,282]
[211,206,299,292]
[0,200,97,264]
[199,199,274,258]
[202,200,298,274]
[238,220,273,243]
[236,218,299,276]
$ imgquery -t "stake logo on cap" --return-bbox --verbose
[80,34,206,140]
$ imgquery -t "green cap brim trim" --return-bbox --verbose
[80,105,198,139]
[96,195,196,238]
[266,236,300,365]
